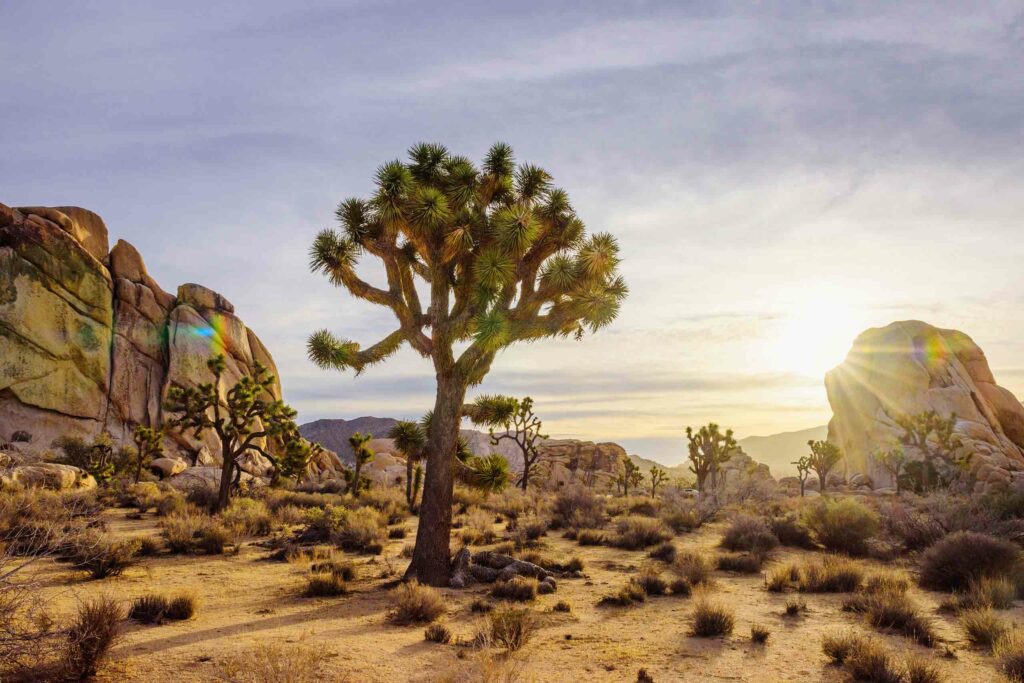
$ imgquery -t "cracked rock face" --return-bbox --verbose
[825,320,1024,493]
[0,202,292,469]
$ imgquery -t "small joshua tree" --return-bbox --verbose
[619,457,643,496]
[53,432,117,484]
[686,423,737,500]
[467,395,548,490]
[649,465,668,498]
[874,445,908,494]
[793,455,811,497]
[348,432,375,497]
[307,143,626,585]
[895,410,962,490]
[275,439,317,484]
[389,421,427,506]
[164,354,301,511]
[131,426,163,484]
[806,440,842,493]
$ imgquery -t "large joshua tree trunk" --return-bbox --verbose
[405,373,466,586]
[216,441,233,512]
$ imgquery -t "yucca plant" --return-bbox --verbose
[388,421,426,506]
[308,142,626,585]
[347,432,375,497]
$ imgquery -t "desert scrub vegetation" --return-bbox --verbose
[129,592,198,624]
[797,556,864,593]
[769,513,816,548]
[960,608,1010,649]
[636,569,669,596]
[388,580,446,624]
[945,576,1017,611]
[68,531,140,579]
[751,623,771,644]
[802,497,879,555]
[575,528,605,546]
[689,594,735,637]
[460,506,497,545]
[552,485,606,530]
[300,504,386,553]
[491,576,538,602]
[995,630,1024,682]
[843,583,938,646]
[424,623,452,644]
[716,552,764,573]
[609,515,671,549]
[598,578,648,607]
[648,541,677,563]
[822,631,945,683]
[719,514,778,553]
[766,563,800,592]
[673,549,713,587]
[485,605,536,651]
[216,642,329,683]
[919,531,1019,591]
[160,512,233,554]
[304,571,348,597]
[784,596,807,616]
[509,513,549,547]
[61,595,124,681]
[220,497,274,536]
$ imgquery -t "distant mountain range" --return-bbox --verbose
[737,425,828,476]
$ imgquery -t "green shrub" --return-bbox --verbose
[919,531,1020,591]
[333,506,386,554]
[720,515,778,553]
[689,595,734,637]
[802,498,879,555]
[220,498,273,536]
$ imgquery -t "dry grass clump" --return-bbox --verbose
[960,608,1009,649]
[948,576,1018,611]
[636,570,669,596]
[70,533,140,579]
[553,600,572,613]
[61,596,124,681]
[461,507,498,546]
[609,515,671,550]
[598,579,647,607]
[220,498,274,536]
[553,485,605,530]
[995,630,1024,682]
[905,657,946,683]
[669,577,693,597]
[215,642,328,683]
[766,564,800,592]
[389,580,446,624]
[304,572,348,597]
[802,498,879,556]
[751,623,771,644]
[919,531,1020,591]
[133,535,162,556]
[716,552,764,574]
[486,605,535,651]
[356,486,409,524]
[166,593,197,620]
[648,542,677,563]
[511,514,549,547]
[673,550,713,587]
[821,633,903,683]
[160,512,233,554]
[310,558,357,582]
[689,593,735,637]
[844,587,938,646]
[769,514,816,549]
[576,529,605,546]
[424,623,452,644]
[332,507,386,554]
[720,515,778,553]
[491,576,538,602]
[155,490,188,517]
[784,596,807,616]
[797,556,864,593]
[660,502,701,533]
[470,598,494,614]
[129,592,197,623]
[388,525,407,539]
[864,571,911,595]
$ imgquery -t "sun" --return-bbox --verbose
[769,289,868,379]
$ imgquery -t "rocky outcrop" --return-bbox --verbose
[825,320,1024,493]
[533,439,627,492]
[0,202,286,468]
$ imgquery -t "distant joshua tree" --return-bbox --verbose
[466,395,548,490]
[306,142,627,585]
[806,440,842,493]
[618,457,643,496]
[131,426,163,484]
[686,423,737,499]
[874,445,908,494]
[792,455,811,497]
[389,420,427,506]
[648,465,668,498]
[895,410,962,490]
[347,432,375,497]
[164,354,302,511]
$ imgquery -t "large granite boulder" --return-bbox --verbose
[0,202,287,470]
[825,320,1024,493]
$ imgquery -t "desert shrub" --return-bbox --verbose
[610,515,671,550]
[636,570,668,596]
[129,594,168,624]
[460,507,497,546]
[400,543,415,558]
[61,596,124,681]
[155,491,188,517]
[716,552,764,573]
[802,498,879,555]
[304,572,348,597]
[576,529,605,546]
[660,500,701,533]
[844,638,902,683]
[124,482,162,512]
[133,535,162,557]
[216,642,327,683]
[919,531,1020,591]
[720,515,778,553]
[72,535,140,579]
[220,498,273,536]
[165,593,197,620]
[311,559,357,581]
[425,623,452,644]
[905,657,945,683]
[491,576,538,602]
[264,490,342,510]
[670,577,693,597]
[960,608,1009,649]
[648,542,677,563]
[333,507,386,554]
[995,630,1024,682]
[674,550,713,587]
[389,580,445,624]
[598,579,647,607]
[470,598,493,613]
[511,514,549,546]
[822,631,861,665]
[553,600,572,613]
[962,576,1017,610]
[689,595,734,637]
[751,624,770,644]
[784,596,806,616]
[797,556,864,593]
[844,588,938,646]
[766,564,799,592]
[388,526,407,539]
[863,571,910,596]
[553,485,605,529]
[488,606,535,651]
[160,513,233,554]
[770,514,816,549]
[357,486,409,524]
[273,504,307,526]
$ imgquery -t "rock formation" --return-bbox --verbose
[825,320,1024,493]
[0,202,313,475]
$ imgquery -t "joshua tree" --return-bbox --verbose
[617,457,644,496]
[648,465,668,498]
[389,420,427,506]
[807,440,842,493]
[894,410,961,489]
[307,143,626,584]
[792,455,811,497]
[874,445,908,494]
[347,432,375,497]
[131,426,163,484]
[164,354,301,511]
[53,432,116,485]
[467,394,548,490]
[686,423,737,499]
[274,439,318,485]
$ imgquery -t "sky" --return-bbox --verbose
[3,1,1024,465]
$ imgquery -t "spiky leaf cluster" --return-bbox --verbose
[307,142,627,384]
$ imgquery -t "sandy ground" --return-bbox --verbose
[34,509,1016,682]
